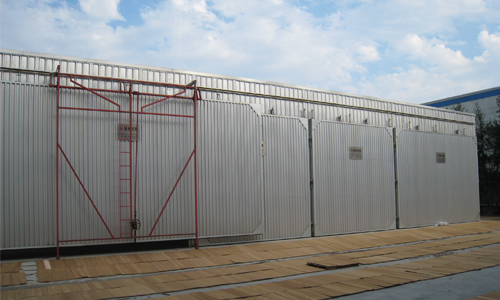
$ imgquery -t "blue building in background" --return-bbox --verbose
[423,86,500,121]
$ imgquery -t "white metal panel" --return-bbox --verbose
[197,100,264,238]
[396,130,480,227]
[1,82,56,249]
[311,120,396,236]
[262,115,311,240]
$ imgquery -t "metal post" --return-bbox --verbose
[194,84,199,249]
[56,66,61,259]
[134,92,140,242]
[308,118,315,237]
[393,128,400,229]
[128,85,133,237]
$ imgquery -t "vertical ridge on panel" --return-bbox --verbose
[0,83,5,248]
[262,116,310,240]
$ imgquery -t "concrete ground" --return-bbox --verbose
[1,220,500,300]
[336,265,500,300]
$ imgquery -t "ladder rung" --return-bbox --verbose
[120,178,131,181]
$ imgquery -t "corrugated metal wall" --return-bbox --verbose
[0,50,482,250]
[58,97,122,244]
[59,97,267,244]
[396,130,480,227]
[134,95,195,241]
[311,120,396,236]
[197,100,264,238]
[262,115,311,240]
[1,82,56,249]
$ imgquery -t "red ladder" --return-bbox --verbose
[119,137,133,237]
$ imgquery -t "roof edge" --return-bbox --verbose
[423,86,500,108]
[0,48,476,117]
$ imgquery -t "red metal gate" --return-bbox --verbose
[51,67,200,258]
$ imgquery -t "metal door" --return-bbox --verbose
[395,130,480,227]
[262,115,311,240]
[311,120,396,236]
[197,100,265,239]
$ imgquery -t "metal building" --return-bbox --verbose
[423,86,500,121]
[0,49,480,256]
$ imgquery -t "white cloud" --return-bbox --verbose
[398,34,470,69]
[475,30,500,62]
[79,0,124,21]
[356,29,500,102]
[133,0,369,87]
[358,68,441,100]
[357,45,380,62]
[1,0,499,104]
[330,0,486,42]
[79,0,125,21]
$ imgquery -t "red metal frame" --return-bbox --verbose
[51,67,200,258]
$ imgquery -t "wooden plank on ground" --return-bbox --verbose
[307,257,360,270]
[0,272,27,287]
[321,282,366,296]
[1,262,21,273]
[340,278,384,291]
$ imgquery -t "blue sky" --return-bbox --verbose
[1,0,499,104]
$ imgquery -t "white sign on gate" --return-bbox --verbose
[349,146,363,160]
[118,124,139,141]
